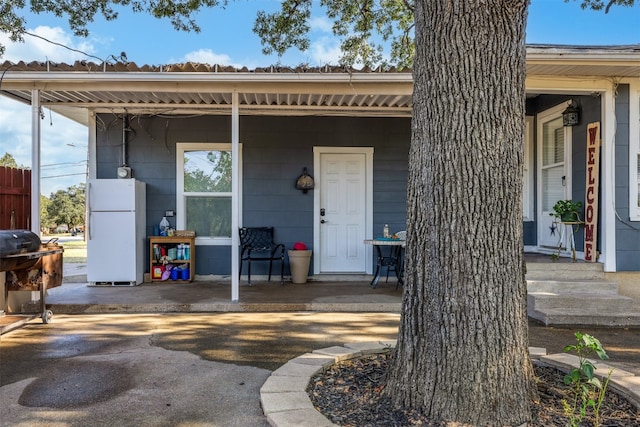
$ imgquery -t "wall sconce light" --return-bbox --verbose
[295,167,315,194]
[562,101,580,127]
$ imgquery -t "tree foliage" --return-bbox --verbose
[573,0,637,13]
[253,0,415,68]
[0,152,20,168]
[1,1,636,66]
[46,183,85,230]
[40,193,52,230]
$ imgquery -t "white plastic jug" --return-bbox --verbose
[159,217,170,236]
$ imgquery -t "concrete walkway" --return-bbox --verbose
[52,263,640,424]
[1,264,639,426]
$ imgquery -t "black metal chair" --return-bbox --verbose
[239,227,285,285]
[372,230,406,289]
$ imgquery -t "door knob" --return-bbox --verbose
[321,219,328,224]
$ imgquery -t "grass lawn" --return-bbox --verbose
[45,236,87,263]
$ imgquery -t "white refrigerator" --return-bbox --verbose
[87,179,147,285]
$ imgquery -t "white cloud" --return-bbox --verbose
[1,25,99,63]
[309,37,342,66]
[310,16,333,33]
[0,98,32,165]
[178,49,240,68]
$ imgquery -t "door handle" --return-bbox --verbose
[562,176,566,186]
[321,219,328,224]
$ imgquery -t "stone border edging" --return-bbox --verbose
[538,353,640,409]
[260,342,640,427]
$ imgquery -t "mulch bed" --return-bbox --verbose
[308,352,640,426]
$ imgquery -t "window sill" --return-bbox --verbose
[195,237,232,246]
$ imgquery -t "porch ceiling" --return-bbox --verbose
[1,44,639,125]
[0,66,415,123]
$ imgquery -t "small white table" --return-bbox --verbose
[363,239,405,288]
[555,221,584,261]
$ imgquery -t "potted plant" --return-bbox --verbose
[550,200,583,223]
[288,242,312,284]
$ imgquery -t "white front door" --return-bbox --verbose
[316,151,368,273]
[537,104,572,248]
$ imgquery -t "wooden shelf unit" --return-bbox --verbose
[149,236,195,282]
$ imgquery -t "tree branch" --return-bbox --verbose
[605,0,616,13]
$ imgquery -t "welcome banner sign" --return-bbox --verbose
[584,122,600,262]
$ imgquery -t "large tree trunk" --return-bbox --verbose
[385,2,537,425]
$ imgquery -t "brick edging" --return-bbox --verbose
[260,342,640,427]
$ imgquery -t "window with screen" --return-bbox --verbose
[176,143,241,243]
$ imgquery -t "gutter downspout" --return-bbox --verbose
[122,113,128,167]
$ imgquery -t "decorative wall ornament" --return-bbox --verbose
[295,167,315,193]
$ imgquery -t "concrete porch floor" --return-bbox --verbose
[5,253,639,316]
[44,278,403,314]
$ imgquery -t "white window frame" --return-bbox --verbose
[629,81,640,221]
[523,116,534,221]
[176,142,242,245]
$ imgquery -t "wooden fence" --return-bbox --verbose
[0,166,31,230]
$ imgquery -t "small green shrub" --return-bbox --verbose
[561,332,613,427]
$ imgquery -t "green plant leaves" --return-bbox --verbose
[562,331,614,426]
[582,361,595,380]
[550,200,583,222]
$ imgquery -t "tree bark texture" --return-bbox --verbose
[386,2,537,426]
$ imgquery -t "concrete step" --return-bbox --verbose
[528,292,636,312]
[527,279,618,294]
[526,274,640,327]
[525,261,605,281]
[529,308,640,327]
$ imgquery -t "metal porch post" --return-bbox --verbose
[231,92,240,302]
[30,90,41,235]
[601,89,617,272]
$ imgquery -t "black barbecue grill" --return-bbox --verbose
[0,230,43,271]
[1,230,64,329]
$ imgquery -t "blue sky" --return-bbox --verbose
[1,0,639,196]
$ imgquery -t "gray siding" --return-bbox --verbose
[97,90,638,274]
[96,114,410,276]
[525,94,602,252]
[614,85,640,270]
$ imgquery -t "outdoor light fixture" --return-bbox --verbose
[562,101,580,127]
[295,167,314,193]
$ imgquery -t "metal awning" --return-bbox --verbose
[0,66,415,123]
[1,44,639,125]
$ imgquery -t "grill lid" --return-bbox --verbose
[0,230,41,257]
